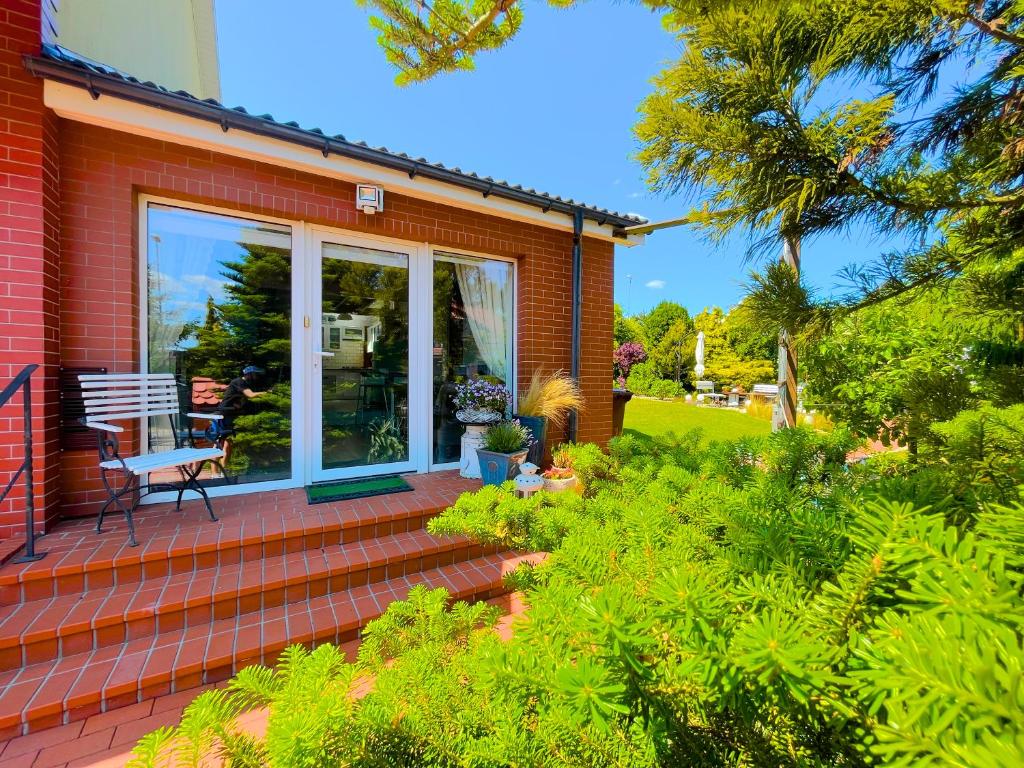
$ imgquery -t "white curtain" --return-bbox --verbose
[455,262,511,383]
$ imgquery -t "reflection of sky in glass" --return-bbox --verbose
[147,205,291,355]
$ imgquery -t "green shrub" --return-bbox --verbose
[133,428,1024,768]
[648,378,680,399]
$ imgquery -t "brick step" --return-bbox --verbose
[0,478,474,604]
[0,551,536,738]
[0,529,498,672]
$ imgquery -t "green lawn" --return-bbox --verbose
[622,397,772,442]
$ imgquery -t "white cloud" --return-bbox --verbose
[645,279,666,289]
[628,191,643,199]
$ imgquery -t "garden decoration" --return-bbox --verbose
[476,420,531,487]
[513,462,543,497]
[453,379,512,479]
[542,445,577,492]
[514,370,584,465]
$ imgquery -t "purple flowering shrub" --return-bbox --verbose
[614,342,647,385]
[453,378,512,413]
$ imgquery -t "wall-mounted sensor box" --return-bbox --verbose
[356,184,384,214]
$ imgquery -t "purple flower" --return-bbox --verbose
[453,378,512,414]
[614,342,647,380]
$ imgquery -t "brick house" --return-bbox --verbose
[0,1,650,742]
[1,1,645,540]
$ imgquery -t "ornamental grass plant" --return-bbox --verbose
[516,370,584,431]
[481,420,531,454]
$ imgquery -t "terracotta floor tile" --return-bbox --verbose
[0,679,42,729]
[32,728,116,768]
[102,650,148,700]
[80,699,153,736]
[0,718,84,759]
[108,706,183,748]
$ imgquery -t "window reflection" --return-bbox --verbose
[146,204,292,485]
[320,244,410,469]
[432,253,514,464]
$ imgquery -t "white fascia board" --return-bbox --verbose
[44,80,644,247]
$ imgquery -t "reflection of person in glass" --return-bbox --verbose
[207,365,267,472]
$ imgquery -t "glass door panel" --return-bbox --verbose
[146,203,293,487]
[316,242,411,476]
[432,253,514,465]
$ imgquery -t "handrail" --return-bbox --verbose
[0,364,46,562]
[0,364,37,406]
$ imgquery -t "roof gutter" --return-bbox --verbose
[24,54,640,234]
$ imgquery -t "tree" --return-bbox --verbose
[613,303,644,349]
[359,0,1024,436]
[640,300,690,350]
[647,318,696,383]
[613,341,646,385]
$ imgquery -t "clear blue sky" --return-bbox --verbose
[215,0,906,317]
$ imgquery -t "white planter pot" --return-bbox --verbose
[456,408,501,425]
[543,475,577,492]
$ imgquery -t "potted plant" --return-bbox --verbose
[542,445,578,492]
[476,420,531,486]
[514,370,584,465]
[453,378,511,425]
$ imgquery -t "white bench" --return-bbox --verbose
[79,373,225,546]
[751,383,779,400]
[695,380,726,406]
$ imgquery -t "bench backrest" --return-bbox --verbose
[695,380,715,393]
[78,373,180,424]
[752,384,779,395]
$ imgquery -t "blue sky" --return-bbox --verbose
[216,0,911,317]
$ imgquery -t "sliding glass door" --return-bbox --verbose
[431,252,515,466]
[311,236,417,481]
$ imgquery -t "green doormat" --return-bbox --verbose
[305,475,413,504]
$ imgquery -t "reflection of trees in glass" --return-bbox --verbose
[321,257,408,373]
[178,243,292,476]
[184,244,291,383]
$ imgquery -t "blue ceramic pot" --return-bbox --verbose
[515,415,547,466]
[477,448,528,487]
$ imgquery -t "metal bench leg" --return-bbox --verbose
[100,468,140,547]
[176,462,218,523]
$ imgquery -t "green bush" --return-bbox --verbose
[648,378,680,399]
[132,426,1024,768]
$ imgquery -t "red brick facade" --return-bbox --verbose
[0,0,62,538]
[1,6,616,535]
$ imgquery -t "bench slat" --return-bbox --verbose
[99,447,224,475]
[85,408,179,421]
[81,384,178,396]
[78,373,175,382]
[83,398,180,415]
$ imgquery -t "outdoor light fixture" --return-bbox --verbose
[356,183,384,214]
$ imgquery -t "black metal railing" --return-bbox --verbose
[0,364,45,562]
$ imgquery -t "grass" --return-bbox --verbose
[622,397,772,443]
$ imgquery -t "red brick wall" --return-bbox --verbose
[54,121,615,518]
[0,0,63,538]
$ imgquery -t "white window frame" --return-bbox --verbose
[306,226,429,482]
[428,246,518,472]
[137,195,519,500]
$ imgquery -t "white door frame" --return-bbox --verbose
[427,246,518,472]
[137,196,517,501]
[305,227,430,483]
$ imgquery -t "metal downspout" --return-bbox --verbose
[568,207,584,442]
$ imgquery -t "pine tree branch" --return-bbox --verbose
[960,13,1024,48]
